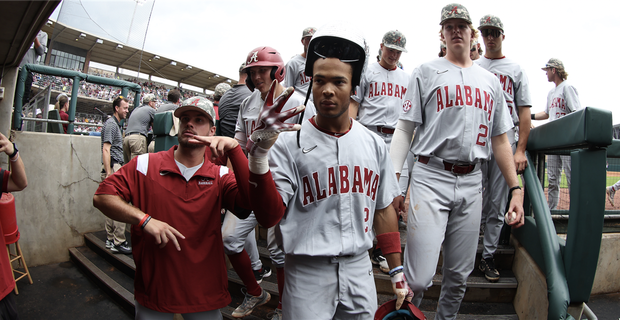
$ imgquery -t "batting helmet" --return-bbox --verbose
[374,299,426,320]
[305,23,369,88]
[242,46,285,92]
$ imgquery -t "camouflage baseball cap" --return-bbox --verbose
[143,94,156,103]
[440,3,472,25]
[239,62,246,73]
[214,83,231,99]
[382,30,408,53]
[440,41,446,49]
[542,58,564,70]
[471,39,478,50]
[174,96,215,122]
[478,14,504,31]
[302,27,317,38]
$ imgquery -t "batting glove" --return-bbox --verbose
[390,266,414,310]
[247,80,305,157]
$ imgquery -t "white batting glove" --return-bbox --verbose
[390,266,414,310]
[246,80,305,157]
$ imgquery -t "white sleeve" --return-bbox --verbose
[390,119,415,174]
[564,85,581,112]
[284,60,296,88]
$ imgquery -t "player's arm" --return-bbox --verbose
[0,133,27,191]
[102,142,113,177]
[349,99,360,119]
[390,119,415,214]
[515,106,532,173]
[532,111,548,121]
[491,133,525,228]
[374,205,412,309]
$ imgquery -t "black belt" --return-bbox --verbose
[376,126,395,134]
[126,132,146,137]
[418,156,476,175]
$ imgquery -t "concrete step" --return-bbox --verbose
[378,294,517,319]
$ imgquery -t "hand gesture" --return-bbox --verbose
[390,268,414,310]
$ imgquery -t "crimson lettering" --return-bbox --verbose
[436,85,494,121]
[367,82,407,99]
[301,166,380,206]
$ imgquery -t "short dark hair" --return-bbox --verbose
[167,89,181,103]
[112,96,128,113]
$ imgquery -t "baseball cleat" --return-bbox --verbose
[607,187,615,207]
[232,288,270,318]
[479,257,500,282]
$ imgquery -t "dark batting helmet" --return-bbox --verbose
[374,299,426,320]
[242,46,285,92]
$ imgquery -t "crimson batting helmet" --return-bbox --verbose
[374,299,426,320]
[242,46,285,92]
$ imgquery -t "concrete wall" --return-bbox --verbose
[512,237,548,319]
[10,131,105,266]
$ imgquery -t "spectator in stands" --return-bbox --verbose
[123,94,156,163]
[213,83,231,136]
[57,95,69,134]
[155,89,181,113]
[218,63,252,138]
[93,97,254,318]
[101,96,131,255]
[0,131,27,320]
[19,30,48,107]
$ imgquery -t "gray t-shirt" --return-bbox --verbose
[126,104,155,135]
[218,84,252,138]
[156,102,179,114]
[101,116,124,164]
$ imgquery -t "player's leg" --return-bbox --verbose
[547,155,561,210]
[283,255,338,320]
[245,228,264,279]
[182,309,224,320]
[437,170,483,319]
[267,227,284,312]
[135,299,173,320]
[562,155,572,193]
[333,254,377,320]
[403,163,450,307]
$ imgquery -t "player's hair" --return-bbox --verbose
[167,89,181,103]
[477,45,483,55]
[555,67,568,80]
[112,96,129,113]
[57,96,69,111]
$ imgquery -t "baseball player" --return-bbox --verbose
[246,23,411,320]
[349,30,411,273]
[223,46,315,319]
[389,4,525,319]
[475,14,532,282]
[438,42,447,58]
[470,39,482,60]
[284,27,316,101]
[532,58,581,210]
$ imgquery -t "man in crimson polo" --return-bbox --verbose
[93,96,264,319]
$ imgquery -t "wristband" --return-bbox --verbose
[376,232,402,255]
[141,216,152,229]
[509,186,522,195]
[389,266,403,277]
[139,214,150,228]
[9,143,18,159]
[531,114,536,120]
[9,152,19,162]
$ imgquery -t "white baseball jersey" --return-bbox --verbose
[545,81,581,121]
[284,54,312,99]
[352,61,410,128]
[401,58,513,162]
[235,89,316,152]
[475,56,532,125]
[269,118,400,256]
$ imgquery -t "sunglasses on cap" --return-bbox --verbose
[312,39,363,63]
[481,29,502,38]
[470,46,477,52]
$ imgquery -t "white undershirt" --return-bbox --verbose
[175,159,203,181]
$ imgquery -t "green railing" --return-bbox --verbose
[14,64,142,133]
[513,107,611,319]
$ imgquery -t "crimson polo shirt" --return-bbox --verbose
[95,145,245,313]
[0,169,15,300]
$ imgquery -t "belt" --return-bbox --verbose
[126,132,146,137]
[375,126,395,134]
[418,155,478,175]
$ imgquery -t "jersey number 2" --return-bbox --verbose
[476,124,488,146]
[364,208,370,233]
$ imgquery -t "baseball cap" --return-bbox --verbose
[143,94,156,103]
[302,27,316,38]
[239,62,246,73]
[542,58,564,70]
[174,96,215,122]
[382,30,408,53]
[57,93,68,101]
[478,14,504,31]
[440,3,472,25]
[471,39,478,50]
[440,41,446,49]
[214,83,231,99]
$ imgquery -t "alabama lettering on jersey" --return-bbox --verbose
[400,58,513,163]
[545,80,581,121]
[235,89,316,151]
[268,119,400,257]
[353,62,409,128]
[284,54,312,98]
[475,56,532,125]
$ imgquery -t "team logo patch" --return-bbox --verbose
[403,100,412,113]
[198,178,213,185]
